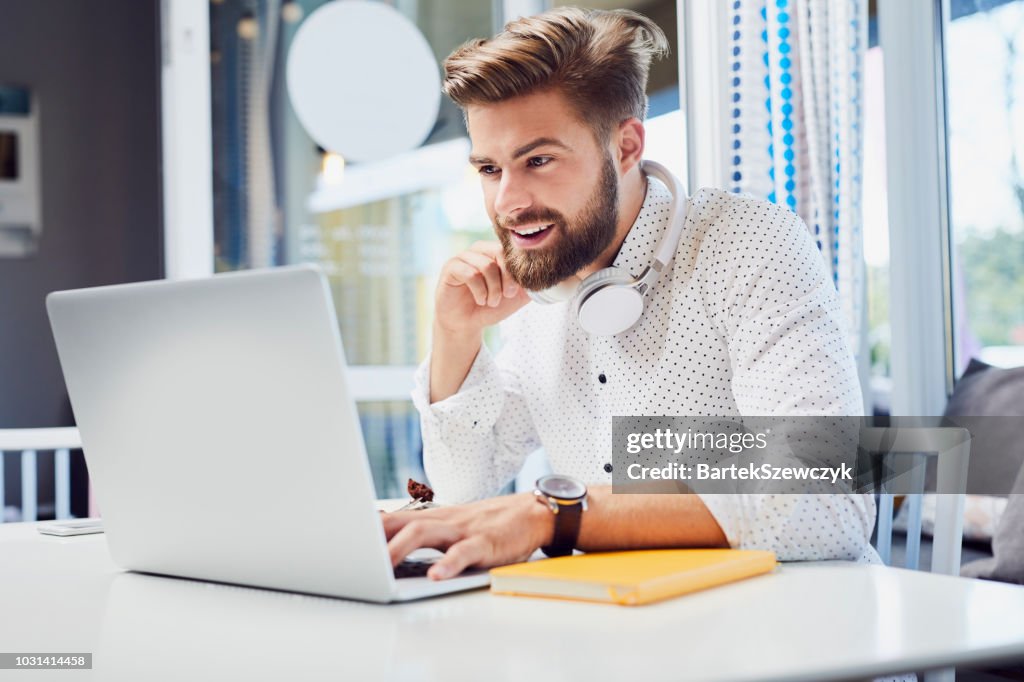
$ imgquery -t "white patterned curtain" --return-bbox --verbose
[727,0,868,359]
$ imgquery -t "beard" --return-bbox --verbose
[495,154,620,291]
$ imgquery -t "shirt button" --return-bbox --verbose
[603,462,613,473]
[598,373,607,384]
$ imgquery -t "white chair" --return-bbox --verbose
[0,427,83,522]
[860,426,972,682]
[862,426,971,575]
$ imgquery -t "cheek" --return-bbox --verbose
[482,187,500,224]
[548,165,600,212]
[546,187,585,219]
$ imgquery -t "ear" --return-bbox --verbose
[613,118,645,174]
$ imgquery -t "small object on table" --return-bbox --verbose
[391,479,437,512]
[37,519,105,536]
[407,478,434,502]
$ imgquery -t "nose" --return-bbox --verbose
[492,173,532,221]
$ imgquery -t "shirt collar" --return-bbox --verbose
[610,173,675,278]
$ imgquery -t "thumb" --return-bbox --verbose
[500,286,532,312]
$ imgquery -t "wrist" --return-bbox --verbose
[524,492,556,548]
[428,324,483,404]
[433,311,484,338]
[533,475,588,557]
[432,321,482,355]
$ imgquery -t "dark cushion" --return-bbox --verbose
[947,359,1024,493]
[949,358,1024,415]
[961,461,1024,584]
[951,359,1024,584]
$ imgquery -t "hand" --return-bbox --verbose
[434,241,531,336]
[382,493,554,580]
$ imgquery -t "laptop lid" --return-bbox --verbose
[47,265,399,602]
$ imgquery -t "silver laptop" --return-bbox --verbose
[46,264,489,602]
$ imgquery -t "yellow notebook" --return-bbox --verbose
[489,549,777,606]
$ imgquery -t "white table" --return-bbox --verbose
[3,522,1024,682]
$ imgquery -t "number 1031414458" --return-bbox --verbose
[1,654,91,669]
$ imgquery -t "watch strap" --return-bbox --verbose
[541,500,583,558]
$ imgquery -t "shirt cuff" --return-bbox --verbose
[696,493,743,549]
[411,344,505,438]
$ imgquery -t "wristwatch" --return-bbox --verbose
[534,474,588,558]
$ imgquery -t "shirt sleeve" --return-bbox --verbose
[411,335,542,504]
[696,197,878,562]
[698,492,879,561]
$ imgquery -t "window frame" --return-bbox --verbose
[877,0,956,414]
[160,0,215,281]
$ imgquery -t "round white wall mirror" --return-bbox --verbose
[286,0,441,163]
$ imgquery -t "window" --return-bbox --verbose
[209,0,499,497]
[945,0,1024,373]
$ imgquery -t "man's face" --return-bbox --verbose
[467,89,621,290]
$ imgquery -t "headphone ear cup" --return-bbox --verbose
[575,268,635,302]
[575,268,644,336]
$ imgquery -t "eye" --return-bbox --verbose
[527,156,552,168]
[478,165,500,176]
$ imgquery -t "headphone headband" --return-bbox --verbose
[641,160,690,275]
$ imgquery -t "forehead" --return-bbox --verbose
[466,89,596,160]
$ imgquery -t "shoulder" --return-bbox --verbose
[686,187,824,281]
[689,187,810,256]
[682,188,832,316]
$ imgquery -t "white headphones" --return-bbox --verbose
[527,160,690,336]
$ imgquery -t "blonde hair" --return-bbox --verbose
[443,7,669,139]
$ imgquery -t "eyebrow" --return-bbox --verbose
[469,137,572,166]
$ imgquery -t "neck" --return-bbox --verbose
[577,163,647,279]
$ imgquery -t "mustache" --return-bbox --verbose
[497,208,565,230]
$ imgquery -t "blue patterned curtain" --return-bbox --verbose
[728,0,867,359]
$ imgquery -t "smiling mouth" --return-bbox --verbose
[513,223,552,236]
[509,224,554,248]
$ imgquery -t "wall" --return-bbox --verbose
[0,0,163,511]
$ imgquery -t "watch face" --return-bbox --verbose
[537,475,586,500]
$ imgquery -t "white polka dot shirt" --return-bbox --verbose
[413,175,881,563]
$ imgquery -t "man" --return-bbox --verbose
[384,7,877,580]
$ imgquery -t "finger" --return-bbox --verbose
[457,251,504,307]
[387,519,462,567]
[468,240,502,258]
[468,241,520,299]
[442,259,489,307]
[494,256,520,298]
[381,507,451,539]
[428,536,490,581]
[381,511,413,539]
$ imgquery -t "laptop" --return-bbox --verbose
[46,264,490,603]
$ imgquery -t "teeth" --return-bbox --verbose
[514,224,550,236]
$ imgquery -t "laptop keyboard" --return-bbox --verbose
[393,559,435,580]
